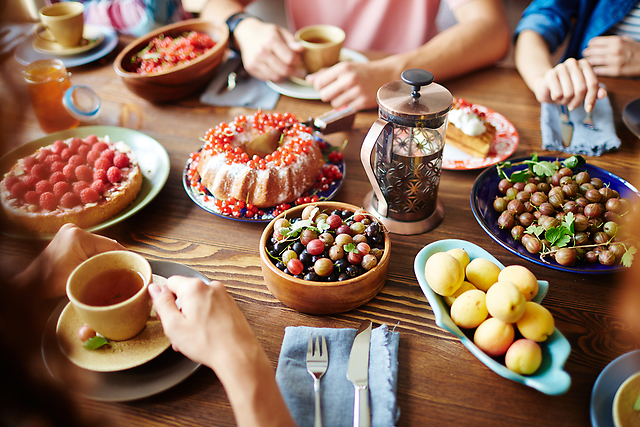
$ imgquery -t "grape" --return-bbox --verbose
[78,324,96,342]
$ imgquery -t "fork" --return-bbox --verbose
[306,332,328,427]
[582,110,599,131]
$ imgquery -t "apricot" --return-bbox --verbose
[516,301,555,342]
[446,248,471,270]
[505,339,542,375]
[465,258,501,292]
[474,317,514,357]
[498,265,539,301]
[450,289,488,329]
[444,281,477,306]
[424,252,464,296]
[485,280,527,323]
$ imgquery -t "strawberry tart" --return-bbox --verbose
[0,135,142,233]
[194,111,323,208]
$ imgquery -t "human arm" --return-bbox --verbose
[306,0,510,111]
[583,35,640,77]
[11,223,125,298]
[514,29,606,112]
[149,277,296,427]
[199,0,304,82]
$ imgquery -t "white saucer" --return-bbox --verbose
[32,24,104,56]
[266,48,369,100]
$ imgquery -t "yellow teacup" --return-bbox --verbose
[66,251,153,341]
[37,2,84,48]
[294,24,345,74]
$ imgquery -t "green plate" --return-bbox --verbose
[0,126,170,239]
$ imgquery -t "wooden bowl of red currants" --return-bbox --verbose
[114,19,228,102]
[259,202,391,315]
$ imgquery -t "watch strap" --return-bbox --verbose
[225,12,261,52]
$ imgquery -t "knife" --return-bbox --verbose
[559,105,573,147]
[347,320,372,427]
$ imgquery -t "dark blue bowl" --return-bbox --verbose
[470,156,640,273]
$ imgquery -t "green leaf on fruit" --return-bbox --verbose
[344,243,359,254]
[508,170,530,183]
[316,219,330,234]
[531,160,558,177]
[622,246,637,268]
[634,392,640,411]
[562,212,575,234]
[562,155,585,169]
[526,225,545,238]
[84,336,108,350]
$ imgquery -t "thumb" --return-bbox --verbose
[281,29,305,52]
[149,282,182,327]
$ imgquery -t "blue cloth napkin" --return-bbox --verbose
[200,52,280,109]
[540,97,621,156]
[275,324,400,427]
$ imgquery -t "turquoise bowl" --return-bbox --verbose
[414,239,571,395]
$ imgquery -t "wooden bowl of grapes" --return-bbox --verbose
[259,202,391,315]
[114,19,228,102]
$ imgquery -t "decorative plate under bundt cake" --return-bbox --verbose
[195,111,324,208]
[0,135,142,233]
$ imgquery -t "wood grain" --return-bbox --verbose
[2,37,640,426]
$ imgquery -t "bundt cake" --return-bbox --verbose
[446,98,496,158]
[0,135,143,233]
[195,111,323,208]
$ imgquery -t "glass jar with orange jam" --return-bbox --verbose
[24,59,80,133]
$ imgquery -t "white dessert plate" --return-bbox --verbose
[32,24,104,56]
[443,102,519,170]
[266,48,369,100]
[591,350,640,427]
[0,126,170,240]
[414,239,572,395]
[42,260,204,402]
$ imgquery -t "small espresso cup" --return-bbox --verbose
[37,2,84,48]
[66,251,153,341]
[294,24,345,74]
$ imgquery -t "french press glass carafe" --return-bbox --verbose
[360,69,452,234]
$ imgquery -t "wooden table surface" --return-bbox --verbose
[2,37,640,426]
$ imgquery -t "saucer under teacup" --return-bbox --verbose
[56,274,170,372]
[32,24,104,56]
[287,50,354,87]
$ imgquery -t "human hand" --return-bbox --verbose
[306,61,387,111]
[149,277,260,369]
[234,19,305,82]
[532,58,607,112]
[583,35,640,77]
[15,223,125,298]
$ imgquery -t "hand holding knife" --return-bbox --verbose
[347,320,372,427]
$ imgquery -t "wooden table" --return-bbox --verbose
[2,37,640,426]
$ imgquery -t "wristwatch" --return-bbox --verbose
[225,12,260,53]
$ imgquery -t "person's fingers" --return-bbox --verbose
[148,282,183,329]
[597,86,608,99]
[547,63,569,102]
[281,28,305,53]
[578,60,601,112]
[565,59,588,110]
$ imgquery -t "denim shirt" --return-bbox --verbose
[514,0,638,60]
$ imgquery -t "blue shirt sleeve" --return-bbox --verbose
[513,0,581,54]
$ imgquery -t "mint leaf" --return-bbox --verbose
[532,160,558,177]
[526,225,545,238]
[622,246,637,268]
[84,336,108,350]
[563,155,585,169]
[509,170,530,183]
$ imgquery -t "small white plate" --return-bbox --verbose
[266,48,369,100]
[32,24,105,56]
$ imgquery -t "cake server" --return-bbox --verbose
[347,320,372,427]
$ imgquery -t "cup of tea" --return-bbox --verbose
[66,251,153,341]
[294,24,345,74]
[36,2,84,48]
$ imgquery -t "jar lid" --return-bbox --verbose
[63,85,101,121]
[377,69,452,126]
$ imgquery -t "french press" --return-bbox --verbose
[360,69,452,235]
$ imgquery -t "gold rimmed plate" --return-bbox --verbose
[32,24,104,56]
[56,274,171,372]
[42,260,204,402]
